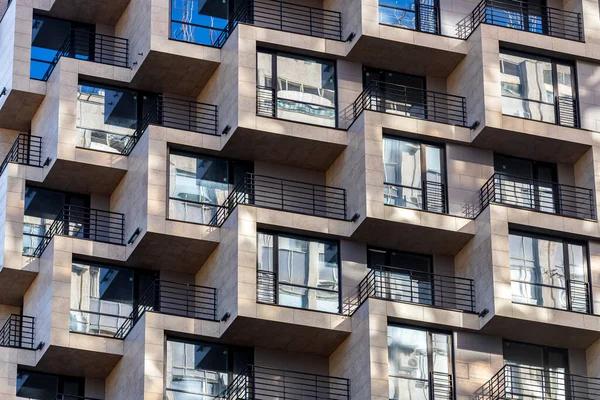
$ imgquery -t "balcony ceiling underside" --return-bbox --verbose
[223,127,346,171]
[43,0,131,25]
[126,232,219,274]
[482,315,600,349]
[0,266,38,306]
[130,52,219,99]
[347,36,466,78]
[351,216,475,256]
[474,126,591,164]
[43,159,127,197]
[36,346,122,378]
[0,90,44,131]
[221,316,350,357]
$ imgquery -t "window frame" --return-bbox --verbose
[16,368,85,398]
[377,0,441,35]
[256,48,339,128]
[387,323,456,400]
[508,229,592,313]
[503,339,569,372]
[499,48,579,127]
[257,230,342,314]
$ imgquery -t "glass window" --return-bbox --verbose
[388,325,453,400]
[383,137,445,212]
[170,0,230,46]
[257,50,337,127]
[30,16,94,80]
[509,232,589,312]
[76,82,140,154]
[499,50,577,127]
[168,151,243,225]
[166,339,229,399]
[379,0,439,34]
[257,232,340,313]
[70,262,134,336]
[16,370,83,400]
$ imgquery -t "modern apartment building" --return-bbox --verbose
[0,0,600,398]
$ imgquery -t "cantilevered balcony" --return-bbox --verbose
[31,205,125,257]
[340,81,468,129]
[223,365,350,400]
[209,173,347,226]
[36,29,129,81]
[472,173,596,220]
[343,266,476,315]
[456,0,583,41]
[473,365,600,400]
[0,314,35,350]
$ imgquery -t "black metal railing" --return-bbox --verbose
[215,0,343,46]
[340,81,467,129]
[223,365,350,400]
[33,205,125,257]
[511,278,591,314]
[475,172,596,220]
[343,266,475,315]
[114,280,217,339]
[385,180,447,214]
[121,96,219,155]
[456,0,583,41]
[41,29,129,81]
[0,314,34,349]
[209,173,347,226]
[473,365,600,400]
[0,134,42,177]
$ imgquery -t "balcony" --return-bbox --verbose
[474,365,600,399]
[340,81,467,129]
[210,173,347,226]
[343,267,476,315]
[37,30,129,82]
[32,205,125,257]
[114,280,218,339]
[0,314,34,349]
[120,96,219,155]
[223,365,350,400]
[456,0,583,41]
[0,134,42,177]
[472,173,596,220]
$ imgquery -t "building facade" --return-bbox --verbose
[0,0,599,399]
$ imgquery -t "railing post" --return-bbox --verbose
[188,101,192,132]
[280,1,283,31]
[186,283,190,317]
[309,8,313,36]
[280,178,284,210]
[312,185,316,215]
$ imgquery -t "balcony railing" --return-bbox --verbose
[456,0,583,41]
[121,96,219,155]
[0,134,42,177]
[385,180,447,214]
[209,173,347,227]
[473,365,600,400]
[33,205,125,257]
[224,365,350,400]
[343,266,476,315]
[41,29,129,81]
[0,314,35,349]
[115,280,218,339]
[340,81,467,129]
[473,172,596,220]
[215,0,343,47]
[512,278,591,314]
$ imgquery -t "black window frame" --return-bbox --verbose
[499,48,580,128]
[378,0,441,35]
[256,48,339,128]
[508,229,593,314]
[16,368,85,398]
[256,230,342,314]
[503,339,569,371]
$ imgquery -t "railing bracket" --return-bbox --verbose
[349,213,360,222]
[469,120,480,130]
[221,312,231,322]
[222,125,231,135]
[36,341,45,351]
[478,308,489,318]
[43,157,51,167]
[345,32,356,42]
[128,227,141,245]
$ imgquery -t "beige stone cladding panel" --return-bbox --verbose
[115,0,152,75]
[0,0,16,112]
[439,0,480,38]
[0,346,35,398]
[324,0,361,48]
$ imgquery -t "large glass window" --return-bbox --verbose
[383,136,445,212]
[257,50,337,127]
[16,370,83,400]
[257,232,340,313]
[70,262,135,336]
[171,0,232,46]
[23,186,89,256]
[168,151,252,225]
[363,68,427,118]
[379,0,439,34]
[500,50,577,127]
[166,339,229,399]
[485,0,545,34]
[76,82,158,154]
[31,15,94,80]
[509,232,590,312]
[388,325,453,400]
[503,341,568,399]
